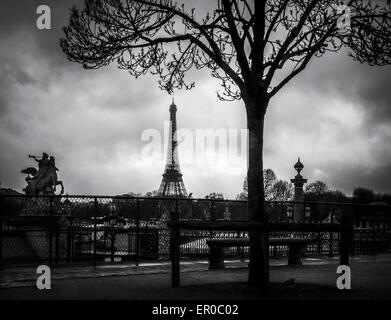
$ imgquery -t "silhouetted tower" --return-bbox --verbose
[157,100,188,197]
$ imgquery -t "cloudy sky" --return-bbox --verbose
[0,0,390,198]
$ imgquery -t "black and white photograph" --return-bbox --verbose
[0,0,391,312]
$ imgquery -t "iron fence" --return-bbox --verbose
[0,195,390,267]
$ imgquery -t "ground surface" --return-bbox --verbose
[0,254,390,300]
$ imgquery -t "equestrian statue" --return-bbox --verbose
[21,152,64,195]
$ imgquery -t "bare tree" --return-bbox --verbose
[60,0,391,289]
[237,169,293,201]
[305,180,329,196]
[268,180,294,201]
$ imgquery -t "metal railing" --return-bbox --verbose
[0,194,390,268]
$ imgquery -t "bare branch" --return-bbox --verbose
[60,0,391,104]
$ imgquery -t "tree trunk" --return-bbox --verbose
[246,96,269,291]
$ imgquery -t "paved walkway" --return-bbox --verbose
[1,255,390,299]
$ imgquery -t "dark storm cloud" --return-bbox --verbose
[264,49,391,195]
[0,59,36,85]
[295,51,391,124]
[0,58,36,115]
[356,69,391,123]
[323,162,391,194]
[0,0,81,119]
[0,0,84,67]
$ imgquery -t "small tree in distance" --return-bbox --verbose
[305,180,329,196]
[60,0,391,290]
[237,169,293,202]
[304,180,349,202]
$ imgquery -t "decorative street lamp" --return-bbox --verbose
[305,205,312,223]
[286,205,293,222]
[103,203,125,263]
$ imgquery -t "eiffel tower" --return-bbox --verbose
[157,99,188,197]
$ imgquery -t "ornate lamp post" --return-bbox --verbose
[286,205,294,223]
[103,204,125,263]
[290,157,308,223]
[305,205,312,223]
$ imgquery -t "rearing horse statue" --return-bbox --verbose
[22,154,64,195]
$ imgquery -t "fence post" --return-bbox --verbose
[210,199,215,221]
[66,217,73,262]
[0,214,3,269]
[93,197,98,268]
[0,196,3,269]
[175,199,179,219]
[170,209,180,288]
[110,229,115,263]
[55,218,60,264]
[237,231,244,261]
[128,233,131,256]
[328,231,333,256]
[317,231,321,255]
[208,199,213,239]
[0,219,2,270]
[340,211,353,266]
[372,222,376,256]
[337,232,340,254]
[49,196,53,267]
[136,198,140,266]
[0,220,2,270]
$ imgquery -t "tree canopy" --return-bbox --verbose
[237,168,293,201]
[61,0,391,103]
